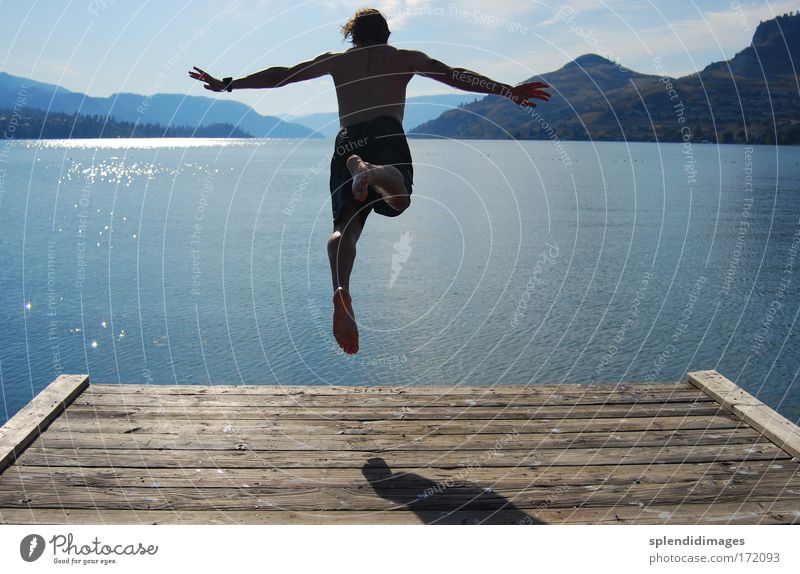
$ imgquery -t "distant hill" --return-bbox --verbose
[0,72,317,139]
[0,107,251,139]
[412,12,800,144]
[284,94,479,138]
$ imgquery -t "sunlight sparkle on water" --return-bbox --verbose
[25,138,256,150]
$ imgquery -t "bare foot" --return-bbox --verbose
[332,287,359,354]
[346,155,371,202]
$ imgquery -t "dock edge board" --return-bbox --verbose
[0,374,89,473]
[688,370,800,460]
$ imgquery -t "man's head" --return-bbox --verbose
[342,8,390,47]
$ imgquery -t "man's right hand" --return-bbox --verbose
[507,82,551,108]
[189,67,226,92]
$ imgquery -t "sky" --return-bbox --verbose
[0,0,795,117]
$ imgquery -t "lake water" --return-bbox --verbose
[1,138,798,425]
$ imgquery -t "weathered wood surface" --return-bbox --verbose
[689,370,800,459]
[2,501,799,525]
[1,371,799,525]
[85,382,697,395]
[0,375,89,473]
[1,477,798,511]
[1,459,789,487]
[45,414,749,435]
[60,402,727,420]
[31,426,769,451]
[79,385,708,406]
[11,441,791,468]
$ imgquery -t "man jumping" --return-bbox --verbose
[190,7,550,355]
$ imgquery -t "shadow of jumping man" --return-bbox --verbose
[362,457,545,525]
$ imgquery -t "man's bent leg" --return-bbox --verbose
[327,202,367,354]
[347,155,410,213]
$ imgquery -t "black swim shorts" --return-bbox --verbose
[329,115,413,222]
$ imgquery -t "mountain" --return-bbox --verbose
[0,72,317,138]
[412,12,800,144]
[703,11,800,77]
[285,94,480,138]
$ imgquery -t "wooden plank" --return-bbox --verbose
[14,441,792,469]
[0,473,798,511]
[2,501,799,524]
[87,382,694,396]
[76,388,710,408]
[688,370,800,459]
[0,374,89,473]
[59,401,725,420]
[1,459,796,489]
[45,413,748,436]
[551,501,800,525]
[32,426,769,451]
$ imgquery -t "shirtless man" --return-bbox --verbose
[190,8,550,355]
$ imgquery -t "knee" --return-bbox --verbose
[390,195,411,214]
[327,230,343,253]
[328,230,355,255]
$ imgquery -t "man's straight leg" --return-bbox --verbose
[328,201,367,354]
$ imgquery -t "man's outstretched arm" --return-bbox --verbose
[404,50,550,107]
[189,52,336,91]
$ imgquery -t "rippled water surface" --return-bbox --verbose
[1,138,798,424]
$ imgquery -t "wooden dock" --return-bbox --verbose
[1,370,798,525]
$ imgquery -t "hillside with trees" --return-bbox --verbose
[0,108,251,139]
[412,12,800,145]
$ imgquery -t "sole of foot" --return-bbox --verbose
[332,287,359,354]
[346,155,371,203]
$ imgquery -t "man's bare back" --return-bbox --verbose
[190,7,550,355]
[330,45,411,127]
